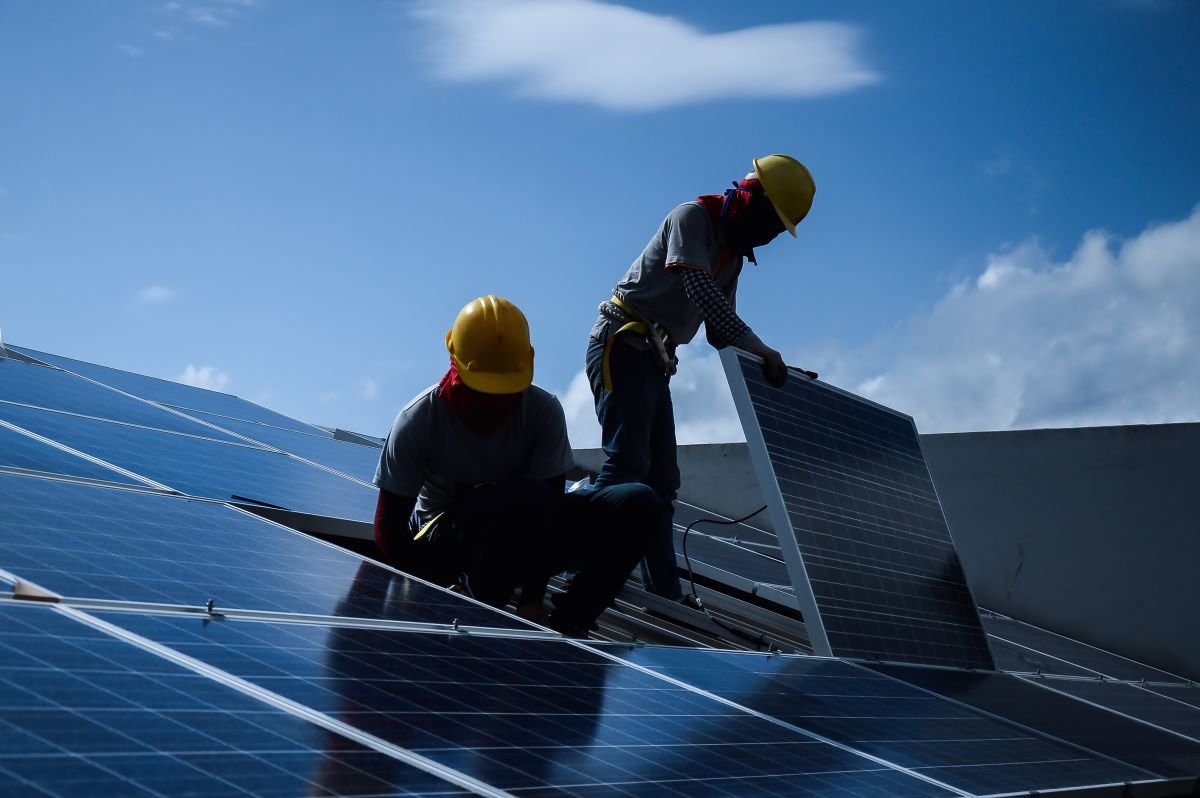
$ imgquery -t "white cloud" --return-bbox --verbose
[414,0,878,111]
[164,2,257,28]
[186,7,228,26]
[566,205,1200,444]
[116,44,144,57]
[154,29,176,40]
[177,364,231,392]
[359,377,380,401]
[137,286,175,303]
[844,205,1200,432]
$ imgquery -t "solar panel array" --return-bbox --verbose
[721,348,994,670]
[2,344,1199,797]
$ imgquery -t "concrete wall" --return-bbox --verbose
[576,423,1200,680]
[922,423,1200,682]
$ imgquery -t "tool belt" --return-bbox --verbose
[597,294,679,392]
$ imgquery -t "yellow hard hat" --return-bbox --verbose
[752,154,815,237]
[445,295,534,394]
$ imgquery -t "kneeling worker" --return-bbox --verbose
[372,295,655,636]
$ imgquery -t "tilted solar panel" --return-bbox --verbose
[0,472,528,629]
[0,422,141,485]
[0,402,376,522]
[10,345,323,434]
[611,645,1155,796]
[721,348,994,670]
[0,603,471,797]
[181,407,382,483]
[101,612,962,798]
[869,663,1200,778]
[0,357,242,440]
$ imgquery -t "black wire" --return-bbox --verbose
[679,504,774,648]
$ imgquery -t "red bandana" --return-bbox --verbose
[437,358,521,435]
[695,176,777,264]
[695,176,760,225]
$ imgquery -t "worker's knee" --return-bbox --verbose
[592,482,660,544]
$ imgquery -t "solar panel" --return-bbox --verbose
[0,603,472,797]
[676,530,791,591]
[1020,676,1200,743]
[100,611,961,797]
[721,348,994,670]
[1148,684,1200,712]
[987,633,1097,678]
[0,422,141,485]
[870,663,1200,778]
[10,345,324,434]
[984,613,1191,683]
[0,357,242,439]
[611,645,1155,796]
[0,472,527,629]
[673,501,788,587]
[0,402,376,522]
[180,408,382,483]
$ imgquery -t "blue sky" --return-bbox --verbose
[2,0,1197,445]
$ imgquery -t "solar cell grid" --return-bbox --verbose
[0,422,141,485]
[102,612,958,797]
[612,645,1154,796]
[0,472,529,629]
[871,663,1200,779]
[0,401,376,522]
[0,603,471,797]
[723,348,993,670]
[181,408,382,483]
[10,345,323,434]
[0,358,246,439]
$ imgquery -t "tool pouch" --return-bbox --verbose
[598,297,678,390]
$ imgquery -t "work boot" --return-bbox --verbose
[547,610,592,639]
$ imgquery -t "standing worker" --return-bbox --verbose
[374,295,656,636]
[586,154,817,600]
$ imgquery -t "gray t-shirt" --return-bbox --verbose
[590,201,743,346]
[373,384,574,528]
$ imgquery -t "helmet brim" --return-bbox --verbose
[454,358,533,395]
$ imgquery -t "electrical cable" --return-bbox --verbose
[679,504,778,649]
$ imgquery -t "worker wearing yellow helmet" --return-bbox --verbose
[586,155,817,600]
[374,295,656,636]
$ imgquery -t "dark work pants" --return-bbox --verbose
[416,478,656,628]
[585,335,683,600]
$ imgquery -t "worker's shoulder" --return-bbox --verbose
[667,200,706,221]
[662,201,711,234]
[396,384,440,419]
[522,384,565,413]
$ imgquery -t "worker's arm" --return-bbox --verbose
[676,266,788,387]
[373,488,417,565]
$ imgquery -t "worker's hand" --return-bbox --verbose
[758,345,789,388]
